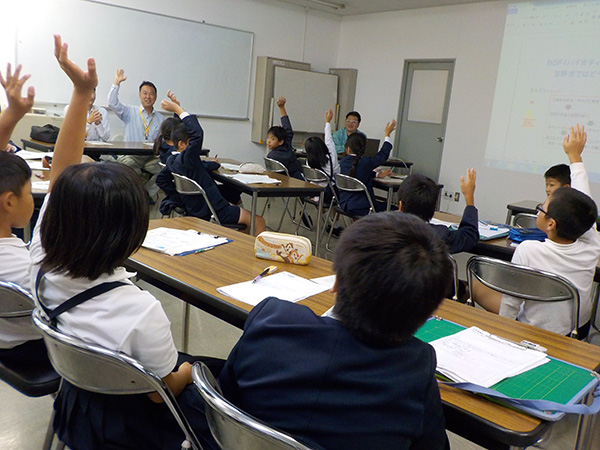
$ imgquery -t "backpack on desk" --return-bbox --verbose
[508,228,547,243]
[30,124,60,143]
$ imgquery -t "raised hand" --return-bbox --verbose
[384,119,397,137]
[54,35,97,92]
[325,108,333,123]
[113,68,127,85]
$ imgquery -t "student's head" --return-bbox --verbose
[345,111,361,134]
[40,162,149,280]
[346,133,368,177]
[537,186,597,242]
[138,81,157,109]
[171,124,190,152]
[332,212,451,346]
[0,153,34,229]
[396,174,441,222]
[544,164,571,197]
[153,117,183,155]
[304,136,329,170]
[266,126,285,150]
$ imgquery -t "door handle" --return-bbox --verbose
[436,137,444,142]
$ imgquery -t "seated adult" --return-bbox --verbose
[63,88,110,142]
[333,110,366,155]
[219,212,451,450]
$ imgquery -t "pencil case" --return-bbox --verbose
[254,232,312,265]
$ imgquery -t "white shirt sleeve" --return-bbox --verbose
[107,84,129,121]
[570,162,590,196]
[324,122,340,177]
[94,107,111,141]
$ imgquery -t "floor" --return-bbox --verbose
[1,194,599,449]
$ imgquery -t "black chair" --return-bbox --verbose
[0,281,63,450]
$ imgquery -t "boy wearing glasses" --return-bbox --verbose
[476,125,600,339]
[333,111,366,154]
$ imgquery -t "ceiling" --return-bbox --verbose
[273,0,495,16]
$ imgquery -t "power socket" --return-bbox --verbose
[454,192,460,202]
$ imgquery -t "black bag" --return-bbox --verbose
[30,124,60,143]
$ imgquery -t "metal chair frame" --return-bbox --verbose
[191,362,314,450]
[172,172,223,226]
[513,213,538,228]
[466,256,581,338]
[32,309,202,450]
[0,281,63,450]
[261,157,298,232]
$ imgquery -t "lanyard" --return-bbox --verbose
[140,107,154,140]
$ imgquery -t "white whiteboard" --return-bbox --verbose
[15,0,253,119]
[273,67,338,133]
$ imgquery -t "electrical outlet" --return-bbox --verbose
[443,190,452,199]
[454,192,460,202]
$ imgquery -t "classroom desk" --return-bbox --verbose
[210,162,325,245]
[505,200,540,225]
[126,216,600,450]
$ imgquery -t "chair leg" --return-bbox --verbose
[42,404,65,450]
[181,302,191,353]
[325,212,340,253]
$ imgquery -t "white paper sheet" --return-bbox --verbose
[142,228,230,256]
[222,173,281,184]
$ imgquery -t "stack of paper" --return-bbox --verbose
[221,163,241,171]
[430,327,549,387]
[217,272,328,306]
[142,228,230,256]
[15,150,49,160]
[429,218,510,241]
[222,173,281,184]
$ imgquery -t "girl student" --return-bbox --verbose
[156,93,263,234]
[30,36,220,450]
[153,114,183,163]
[338,119,397,217]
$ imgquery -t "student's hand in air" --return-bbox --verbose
[276,96,286,107]
[384,119,397,137]
[88,109,102,125]
[563,124,586,164]
[0,63,35,119]
[166,89,181,106]
[113,68,127,85]
[54,35,97,93]
[460,168,477,206]
[325,108,333,123]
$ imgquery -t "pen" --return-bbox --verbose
[253,265,277,283]
[178,246,215,257]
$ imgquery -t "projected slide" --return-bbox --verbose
[485,1,600,182]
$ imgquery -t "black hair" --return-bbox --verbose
[345,132,367,177]
[333,212,452,346]
[139,81,157,95]
[171,124,190,149]
[153,117,183,156]
[40,162,149,280]
[305,136,330,171]
[546,186,597,241]
[346,111,361,123]
[544,164,571,185]
[396,173,441,221]
[267,125,286,143]
[0,152,31,196]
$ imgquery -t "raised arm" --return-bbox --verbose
[107,68,128,119]
[563,124,591,196]
[161,90,205,164]
[371,120,397,166]
[0,64,35,151]
[50,35,97,191]
[277,96,294,148]
[324,109,340,175]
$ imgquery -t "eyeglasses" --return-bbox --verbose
[536,204,551,218]
[345,119,359,125]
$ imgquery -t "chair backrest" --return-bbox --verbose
[466,256,580,337]
[302,166,339,207]
[191,363,314,450]
[32,309,202,450]
[172,172,221,225]
[513,213,538,228]
[0,281,35,318]
[264,157,290,177]
[335,173,376,215]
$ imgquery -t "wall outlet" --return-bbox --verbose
[454,192,460,202]
[443,190,453,199]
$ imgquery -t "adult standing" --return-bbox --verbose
[332,110,366,155]
[108,69,164,199]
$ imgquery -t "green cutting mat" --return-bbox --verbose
[415,318,596,404]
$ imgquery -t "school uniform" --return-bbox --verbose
[29,195,219,450]
[220,297,449,450]
[267,115,303,180]
[428,205,479,253]
[339,138,393,217]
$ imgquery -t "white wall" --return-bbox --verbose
[4,0,340,163]
[337,1,600,222]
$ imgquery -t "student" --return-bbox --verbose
[63,88,110,141]
[153,115,183,164]
[266,96,303,180]
[0,63,49,365]
[30,36,220,450]
[544,163,570,197]
[332,110,366,155]
[304,108,340,185]
[108,68,165,199]
[156,93,265,234]
[396,170,479,253]
[475,125,600,339]
[338,120,396,217]
[219,212,452,450]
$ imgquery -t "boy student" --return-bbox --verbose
[333,110,366,155]
[475,125,600,339]
[0,63,49,364]
[219,212,452,450]
[266,96,303,180]
[396,169,479,253]
[64,88,110,142]
[544,163,570,197]
[108,68,164,198]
